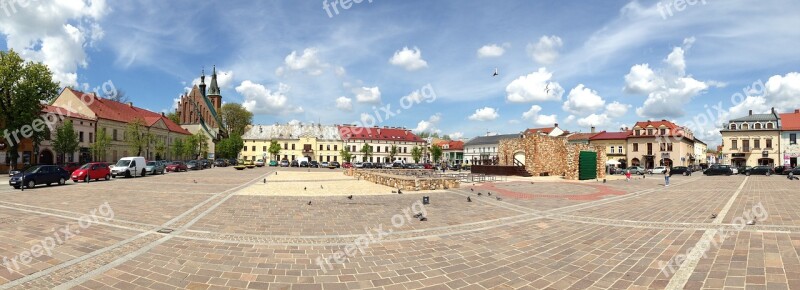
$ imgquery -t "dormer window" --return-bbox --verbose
[767,122,774,129]
[741,123,749,130]
[754,123,762,129]
[647,129,653,135]
[729,124,737,130]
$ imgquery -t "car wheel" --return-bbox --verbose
[125,170,131,178]
[59,178,66,185]
[746,172,751,176]
[141,169,146,177]
[766,172,771,176]
[27,180,35,189]
[105,174,110,181]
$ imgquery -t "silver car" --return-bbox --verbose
[145,161,165,175]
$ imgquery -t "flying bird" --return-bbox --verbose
[492,68,499,77]
[545,83,551,94]
[347,195,353,200]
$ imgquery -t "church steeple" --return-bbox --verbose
[208,65,221,96]
[199,67,207,97]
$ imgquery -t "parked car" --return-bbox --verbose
[280,160,289,167]
[330,161,340,168]
[71,162,111,182]
[670,166,692,176]
[255,159,265,167]
[321,162,329,168]
[290,160,299,167]
[362,162,374,169]
[730,167,739,175]
[626,166,646,175]
[373,162,383,169]
[269,160,278,167]
[166,161,188,172]
[342,162,352,168]
[61,162,81,174]
[228,159,238,166]
[775,166,790,175]
[145,161,166,175]
[745,165,774,176]
[200,159,212,169]
[704,164,733,176]
[309,161,320,168]
[186,160,201,170]
[214,159,228,167]
[9,165,70,189]
[449,164,462,171]
[650,166,667,174]
[111,157,147,178]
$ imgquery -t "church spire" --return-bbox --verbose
[199,67,207,97]
[208,65,221,96]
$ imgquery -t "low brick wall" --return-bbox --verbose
[344,169,459,191]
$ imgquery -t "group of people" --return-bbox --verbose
[623,167,672,187]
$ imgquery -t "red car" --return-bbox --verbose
[61,162,80,173]
[166,161,188,172]
[342,162,353,168]
[423,163,434,169]
[71,162,111,182]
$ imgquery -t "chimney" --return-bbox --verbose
[795,109,799,113]
[772,107,776,114]
[161,112,165,117]
[591,126,596,133]
[554,123,559,128]
[749,110,753,116]
[127,102,133,107]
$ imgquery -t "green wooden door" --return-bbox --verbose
[579,151,597,180]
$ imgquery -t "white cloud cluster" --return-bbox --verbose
[236,81,304,115]
[413,113,442,133]
[335,96,353,111]
[626,38,710,118]
[477,43,507,58]
[522,105,558,126]
[389,46,428,71]
[0,0,109,87]
[469,107,499,121]
[506,68,563,102]
[527,35,563,65]
[562,84,605,115]
[354,86,381,104]
[449,132,464,140]
[275,48,329,76]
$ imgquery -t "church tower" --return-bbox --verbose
[207,65,222,111]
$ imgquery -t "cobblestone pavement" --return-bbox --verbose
[0,167,798,289]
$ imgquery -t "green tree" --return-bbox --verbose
[220,103,253,137]
[124,118,148,156]
[442,135,451,141]
[388,145,398,162]
[165,111,181,125]
[359,143,373,162]
[411,146,422,163]
[187,132,209,159]
[172,138,185,160]
[0,49,60,169]
[52,120,80,164]
[182,135,196,159]
[431,145,443,163]
[215,135,244,159]
[92,129,111,162]
[268,140,282,161]
[154,137,166,160]
[339,147,352,163]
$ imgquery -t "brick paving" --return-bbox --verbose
[0,167,799,289]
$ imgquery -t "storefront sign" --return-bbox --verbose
[732,153,745,158]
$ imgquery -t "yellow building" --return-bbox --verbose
[720,109,781,167]
[241,124,343,163]
[589,131,630,167]
[626,120,697,169]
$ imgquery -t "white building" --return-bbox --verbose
[780,109,800,168]
[463,134,520,165]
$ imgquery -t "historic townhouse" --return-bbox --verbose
[436,140,464,165]
[241,123,342,163]
[779,109,800,168]
[720,109,781,167]
[589,131,630,168]
[463,134,520,165]
[626,120,697,169]
[338,125,425,163]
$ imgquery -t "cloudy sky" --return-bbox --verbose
[2,0,800,146]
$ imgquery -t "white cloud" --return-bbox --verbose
[506,68,563,103]
[469,107,499,121]
[276,47,328,76]
[605,101,632,118]
[522,105,558,126]
[0,0,109,87]
[389,46,428,71]
[762,72,800,110]
[413,114,442,133]
[564,115,577,124]
[527,35,563,65]
[235,81,304,115]
[628,39,710,118]
[477,44,506,58]
[354,86,381,104]
[449,132,464,140]
[335,96,353,111]
[288,119,301,125]
[562,84,606,115]
[577,114,612,128]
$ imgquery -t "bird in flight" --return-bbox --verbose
[492,68,499,77]
[545,83,551,94]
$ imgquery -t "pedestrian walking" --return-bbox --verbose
[664,166,671,187]
[625,169,632,182]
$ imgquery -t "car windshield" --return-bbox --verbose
[24,166,42,173]
[147,161,157,166]
[80,164,92,169]
[171,161,181,165]
[116,160,131,167]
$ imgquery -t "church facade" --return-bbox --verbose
[176,66,227,159]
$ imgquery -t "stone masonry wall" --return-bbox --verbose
[498,133,607,180]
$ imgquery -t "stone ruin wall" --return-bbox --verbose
[498,134,607,180]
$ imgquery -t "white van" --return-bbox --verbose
[111,157,147,178]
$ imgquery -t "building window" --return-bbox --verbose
[113,129,118,141]
[754,123,762,129]
[660,143,666,151]
[667,143,673,151]
[79,132,84,142]
[791,134,797,145]
[742,123,750,130]
[334,145,338,151]
[660,129,666,135]
[618,146,623,153]
[754,139,761,149]
[291,144,295,150]
[730,124,737,130]
[743,140,750,151]
[647,129,653,135]
[377,146,381,153]
[243,146,248,152]
[767,123,774,129]
[284,143,288,150]
[251,146,256,151]
[766,139,773,149]
[635,130,640,136]
[334,156,337,162]
[633,143,639,152]
[732,140,738,150]
[320,145,323,151]
[610,146,615,154]
[263,146,267,151]
[89,133,93,143]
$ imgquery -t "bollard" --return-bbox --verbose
[423,196,430,205]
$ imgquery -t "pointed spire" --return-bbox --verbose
[209,64,221,96]
[199,66,207,97]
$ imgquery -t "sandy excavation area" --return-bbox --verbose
[237,170,443,196]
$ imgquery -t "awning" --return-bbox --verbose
[606,160,621,165]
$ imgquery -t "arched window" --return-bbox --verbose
[767,122,774,129]
[742,123,750,130]
[729,123,737,130]
[754,123,762,129]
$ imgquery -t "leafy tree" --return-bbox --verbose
[182,135,196,159]
[431,145,443,163]
[187,131,209,159]
[268,140,282,161]
[216,135,244,159]
[0,49,60,169]
[165,111,181,125]
[53,120,80,164]
[172,138,185,160]
[442,135,451,141]
[339,147,352,163]
[388,145,398,162]
[154,138,166,160]
[220,103,253,137]
[92,129,111,162]
[411,146,422,163]
[124,118,148,156]
[359,143,373,162]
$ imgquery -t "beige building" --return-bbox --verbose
[626,120,697,169]
[241,123,343,163]
[38,105,97,164]
[589,131,630,167]
[338,125,426,163]
[720,109,781,167]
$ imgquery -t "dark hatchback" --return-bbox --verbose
[745,165,774,176]
[670,166,692,176]
[329,161,341,168]
[9,165,70,189]
[704,164,733,176]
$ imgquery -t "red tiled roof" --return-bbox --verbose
[780,110,800,130]
[632,120,678,130]
[41,104,93,121]
[435,140,464,150]
[337,126,424,142]
[589,131,631,140]
[525,127,555,134]
[567,132,598,141]
[67,88,191,135]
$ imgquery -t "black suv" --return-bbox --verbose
[309,161,319,168]
[745,165,774,176]
[671,166,692,176]
[329,161,340,168]
[704,164,733,176]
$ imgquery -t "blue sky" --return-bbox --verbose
[3,0,800,146]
